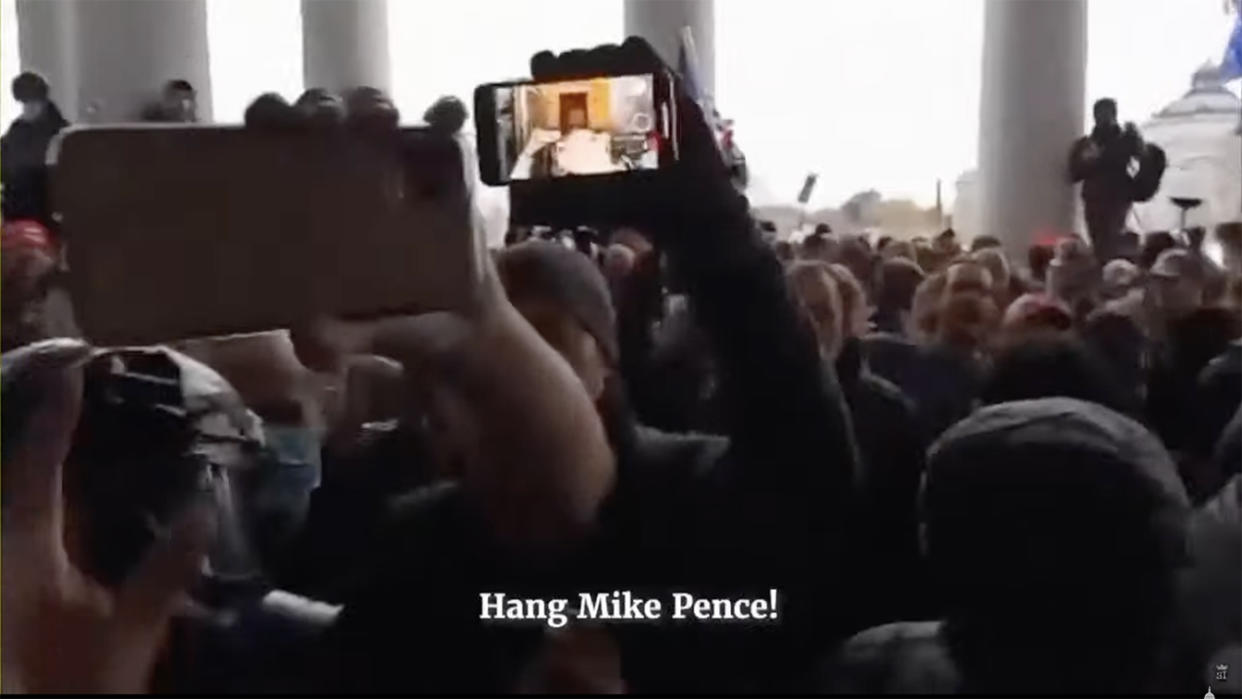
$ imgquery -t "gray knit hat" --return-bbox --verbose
[496,240,618,365]
[923,397,1190,594]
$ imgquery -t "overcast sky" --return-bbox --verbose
[2,0,1236,208]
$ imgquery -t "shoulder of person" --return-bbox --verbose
[1201,342,1242,379]
[329,481,484,625]
[820,620,959,694]
[857,371,916,416]
[383,480,467,537]
[1191,475,1241,539]
[860,331,918,355]
[631,424,729,479]
[1070,135,1097,154]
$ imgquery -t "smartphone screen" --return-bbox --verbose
[478,73,673,185]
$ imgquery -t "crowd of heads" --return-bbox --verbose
[1,53,1241,695]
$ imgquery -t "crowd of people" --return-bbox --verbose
[1,37,1240,695]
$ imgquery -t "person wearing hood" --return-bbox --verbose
[1,72,69,223]
[825,398,1192,694]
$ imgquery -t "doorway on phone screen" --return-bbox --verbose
[496,75,660,181]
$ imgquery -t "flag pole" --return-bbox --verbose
[935,179,944,227]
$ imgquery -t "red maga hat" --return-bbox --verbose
[2,220,56,255]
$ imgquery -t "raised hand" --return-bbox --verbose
[1,340,214,694]
[272,89,614,549]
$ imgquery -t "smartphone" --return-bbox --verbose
[52,125,481,345]
[475,71,678,186]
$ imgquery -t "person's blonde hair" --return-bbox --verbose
[823,263,870,338]
[785,260,844,358]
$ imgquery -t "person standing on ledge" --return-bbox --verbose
[1,72,69,223]
[1069,98,1166,262]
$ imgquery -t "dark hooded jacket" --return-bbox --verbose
[824,398,1191,694]
[835,337,931,625]
[1148,309,1242,446]
[320,210,862,693]
[861,332,981,441]
[981,334,1139,418]
[0,103,68,223]
[1195,341,1242,470]
[1171,463,1241,693]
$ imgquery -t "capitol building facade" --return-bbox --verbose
[955,63,1242,242]
[1131,63,1242,232]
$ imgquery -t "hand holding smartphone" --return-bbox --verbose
[476,38,746,233]
[54,125,484,346]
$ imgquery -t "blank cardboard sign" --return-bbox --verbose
[54,125,481,346]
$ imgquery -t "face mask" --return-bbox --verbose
[19,101,45,122]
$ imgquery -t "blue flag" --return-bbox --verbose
[1222,11,1242,82]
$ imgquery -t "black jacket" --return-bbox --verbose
[861,332,981,441]
[273,420,433,602]
[835,339,930,626]
[825,398,1191,695]
[0,108,67,223]
[1171,472,1241,692]
[321,211,861,693]
[616,251,720,433]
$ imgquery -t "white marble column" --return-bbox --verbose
[624,0,714,96]
[977,0,1086,260]
[301,0,391,95]
[16,0,80,119]
[18,0,212,123]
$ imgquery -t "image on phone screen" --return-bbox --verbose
[492,74,661,182]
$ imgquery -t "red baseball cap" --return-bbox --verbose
[2,220,56,256]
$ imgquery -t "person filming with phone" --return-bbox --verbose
[7,14,1242,696]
